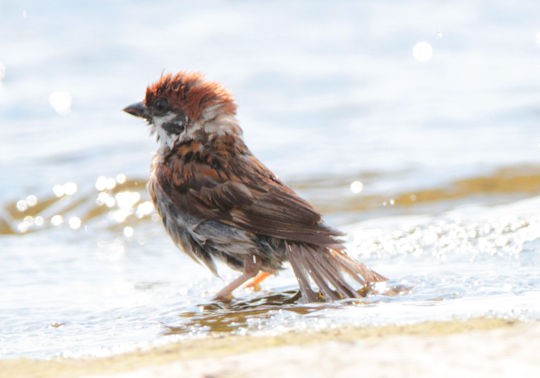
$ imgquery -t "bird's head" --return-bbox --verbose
[123,71,241,150]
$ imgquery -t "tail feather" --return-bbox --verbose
[287,244,319,302]
[329,249,387,283]
[286,243,386,302]
[308,248,358,299]
[301,252,341,300]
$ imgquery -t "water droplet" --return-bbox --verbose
[389,199,395,206]
[349,180,364,194]
[49,91,72,116]
[34,216,44,227]
[412,41,433,63]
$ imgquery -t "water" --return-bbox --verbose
[1,0,540,359]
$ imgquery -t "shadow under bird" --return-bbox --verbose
[123,71,386,302]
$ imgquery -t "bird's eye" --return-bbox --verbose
[154,98,168,113]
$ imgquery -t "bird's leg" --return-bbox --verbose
[213,255,261,301]
[245,271,273,290]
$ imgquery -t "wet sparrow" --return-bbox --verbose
[123,71,386,302]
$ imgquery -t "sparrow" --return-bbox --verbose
[123,71,386,302]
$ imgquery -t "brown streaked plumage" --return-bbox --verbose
[123,71,386,302]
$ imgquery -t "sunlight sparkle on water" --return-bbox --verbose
[115,192,141,209]
[96,192,116,208]
[413,41,433,62]
[49,91,72,116]
[34,216,44,227]
[68,216,82,230]
[53,182,78,197]
[17,218,32,233]
[96,176,117,191]
[123,226,134,238]
[16,200,28,212]
[136,201,154,218]
[350,181,364,194]
[51,215,63,226]
[116,173,127,184]
[26,195,38,207]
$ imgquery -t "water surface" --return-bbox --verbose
[1,0,540,359]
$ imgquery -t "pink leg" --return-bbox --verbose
[213,255,261,301]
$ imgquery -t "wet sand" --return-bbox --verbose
[2,318,538,378]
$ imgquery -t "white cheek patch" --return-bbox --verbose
[152,113,181,150]
[153,113,177,128]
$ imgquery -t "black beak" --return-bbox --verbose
[123,101,150,120]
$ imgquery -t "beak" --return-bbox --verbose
[123,101,150,120]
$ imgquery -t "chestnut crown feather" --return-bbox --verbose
[145,72,237,121]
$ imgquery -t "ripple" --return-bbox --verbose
[3,165,540,236]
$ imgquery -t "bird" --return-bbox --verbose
[123,71,386,302]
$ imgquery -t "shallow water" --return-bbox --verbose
[1,0,540,359]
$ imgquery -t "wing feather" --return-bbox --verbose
[158,150,343,246]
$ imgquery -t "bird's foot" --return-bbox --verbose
[244,271,273,291]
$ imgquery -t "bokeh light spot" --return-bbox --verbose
[63,182,78,196]
[350,181,364,194]
[68,217,81,230]
[26,195,38,207]
[116,173,127,184]
[412,41,433,62]
[51,215,63,226]
[16,200,28,212]
[136,201,154,218]
[123,226,134,238]
[49,91,72,116]
[96,176,116,191]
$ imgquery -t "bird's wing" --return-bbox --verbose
[156,149,343,246]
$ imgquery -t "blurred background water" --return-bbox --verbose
[1,0,540,359]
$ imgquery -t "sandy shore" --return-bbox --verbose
[2,318,538,378]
